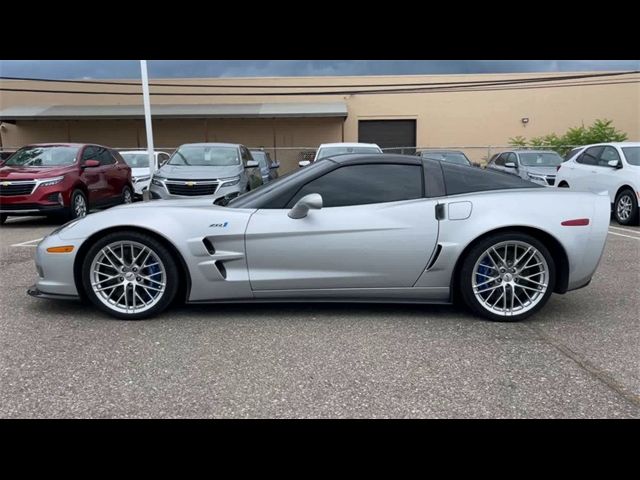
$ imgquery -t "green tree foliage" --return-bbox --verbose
[508,119,628,156]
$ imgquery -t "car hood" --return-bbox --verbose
[157,164,242,179]
[523,166,559,176]
[0,165,75,180]
[113,198,223,210]
[131,167,151,177]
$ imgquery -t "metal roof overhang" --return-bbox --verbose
[0,102,348,121]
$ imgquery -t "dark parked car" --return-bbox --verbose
[250,149,280,184]
[419,149,474,167]
[0,143,133,224]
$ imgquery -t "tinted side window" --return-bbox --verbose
[577,146,603,166]
[241,147,252,162]
[599,146,620,166]
[442,162,541,195]
[97,148,116,165]
[82,146,98,162]
[494,154,506,166]
[507,153,518,165]
[286,164,424,208]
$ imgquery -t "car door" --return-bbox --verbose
[244,163,439,291]
[571,146,603,191]
[98,148,123,202]
[593,145,624,201]
[80,146,106,204]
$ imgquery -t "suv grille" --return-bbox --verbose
[0,181,36,196]
[166,180,219,197]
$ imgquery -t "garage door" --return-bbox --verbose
[358,120,416,155]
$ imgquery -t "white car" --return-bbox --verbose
[120,150,171,199]
[299,142,383,167]
[556,142,640,225]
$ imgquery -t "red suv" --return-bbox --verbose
[0,143,133,224]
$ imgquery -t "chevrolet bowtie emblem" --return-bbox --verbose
[0,181,11,186]
[185,181,196,186]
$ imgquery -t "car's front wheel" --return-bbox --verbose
[459,232,556,322]
[69,190,88,220]
[614,189,639,226]
[81,231,179,320]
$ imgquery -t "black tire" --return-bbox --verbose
[614,189,639,226]
[0,214,7,225]
[122,185,133,205]
[68,189,88,220]
[81,231,179,320]
[458,232,556,322]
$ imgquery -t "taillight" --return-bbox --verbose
[561,218,590,226]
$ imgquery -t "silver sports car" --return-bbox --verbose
[29,154,610,322]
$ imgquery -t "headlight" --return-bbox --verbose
[36,176,64,188]
[220,176,241,188]
[151,175,166,187]
[527,174,547,185]
[133,175,151,183]
[49,218,81,236]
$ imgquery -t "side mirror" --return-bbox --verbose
[245,160,259,168]
[505,162,517,169]
[288,193,323,219]
[607,160,621,168]
[270,162,280,169]
[83,159,100,168]
[298,160,311,168]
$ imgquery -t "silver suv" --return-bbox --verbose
[486,150,564,187]
[149,143,262,204]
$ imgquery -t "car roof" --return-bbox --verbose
[420,149,466,154]
[119,150,164,155]
[23,143,98,148]
[176,143,243,148]
[327,153,423,166]
[318,142,381,149]
[578,142,640,148]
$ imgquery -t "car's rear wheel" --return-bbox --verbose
[614,189,639,226]
[81,231,179,320]
[122,185,133,205]
[459,232,556,322]
[69,190,88,220]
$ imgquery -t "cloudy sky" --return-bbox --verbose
[0,60,638,79]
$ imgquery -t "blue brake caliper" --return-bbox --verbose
[146,263,161,299]
[476,255,493,292]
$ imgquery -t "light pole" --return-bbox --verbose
[140,60,155,201]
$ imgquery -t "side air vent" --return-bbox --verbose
[426,244,443,270]
[215,261,227,279]
[202,238,216,255]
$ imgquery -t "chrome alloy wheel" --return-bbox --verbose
[616,194,633,222]
[472,240,549,317]
[89,240,166,314]
[74,194,87,218]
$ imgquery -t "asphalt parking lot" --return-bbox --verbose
[0,214,638,418]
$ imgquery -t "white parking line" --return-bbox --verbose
[608,225,640,235]
[10,237,43,247]
[608,231,640,241]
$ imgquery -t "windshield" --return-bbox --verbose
[5,146,79,167]
[121,153,153,168]
[317,146,380,160]
[622,147,640,166]
[168,146,240,167]
[421,152,470,165]
[518,152,563,167]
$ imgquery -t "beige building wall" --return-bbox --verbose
[1,72,638,170]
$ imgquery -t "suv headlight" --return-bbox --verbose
[133,175,151,183]
[36,176,64,188]
[220,176,241,188]
[151,175,166,187]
